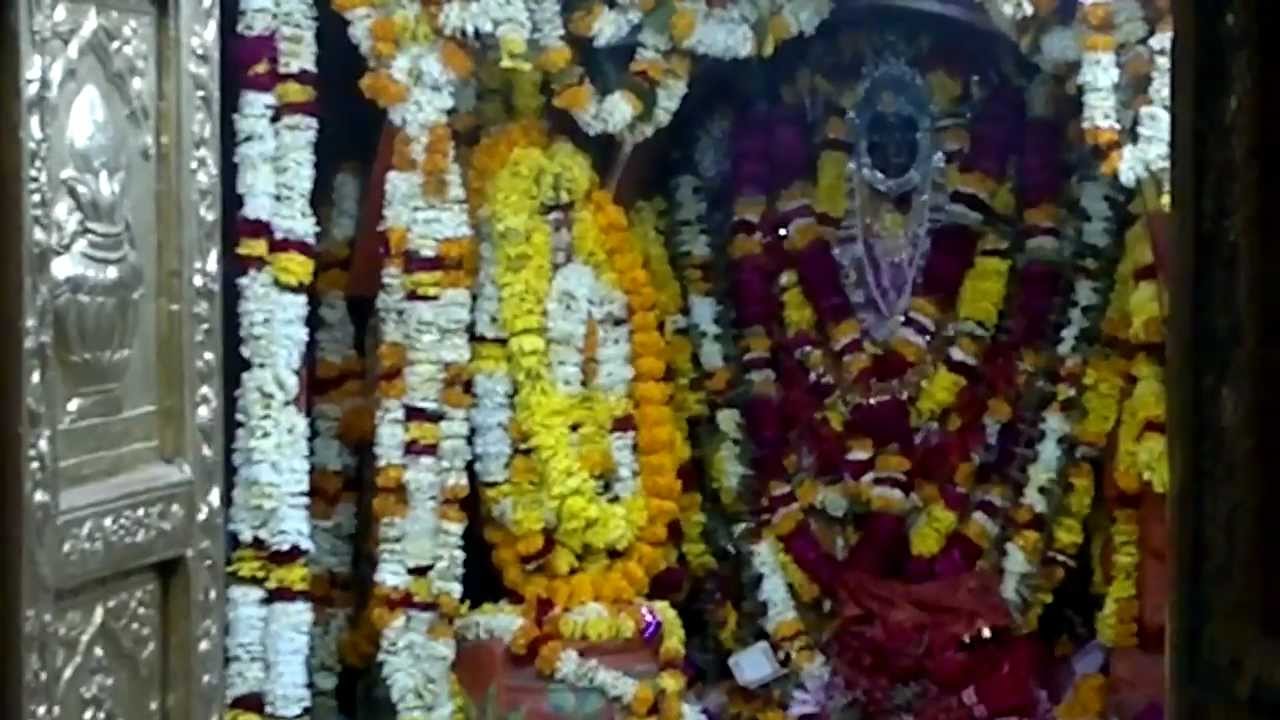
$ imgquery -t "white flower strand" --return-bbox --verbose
[228,0,319,714]
[1077,0,1121,140]
[750,539,834,716]
[1118,30,1172,192]
[226,584,270,704]
[310,167,363,703]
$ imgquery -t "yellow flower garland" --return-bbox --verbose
[480,138,681,605]
[633,198,716,577]
[1096,508,1140,648]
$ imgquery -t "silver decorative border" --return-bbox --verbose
[16,0,224,718]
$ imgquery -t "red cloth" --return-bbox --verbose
[831,570,1041,718]
[348,123,396,301]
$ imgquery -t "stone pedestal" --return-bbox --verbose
[455,640,658,720]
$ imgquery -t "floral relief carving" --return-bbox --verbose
[59,500,187,576]
[49,581,162,720]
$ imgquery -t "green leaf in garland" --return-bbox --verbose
[584,44,632,95]
[622,73,657,123]
[643,0,677,39]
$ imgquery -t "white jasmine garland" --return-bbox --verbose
[229,0,321,709]
[527,0,567,46]
[567,83,641,137]
[471,369,513,487]
[230,268,312,550]
[385,44,461,139]
[1118,31,1173,192]
[343,6,378,59]
[750,539,800,639]
[329,4,505,715]
[266,600,316,718]
[778,0,833,39]
[1022,409,1071,515]
[712,408,749,505]
[551,649,709,720]
[608,430,640,499]
[1078,2,1121,139]
[237,0,275,37]
[1057,278,1103,357]
[381,611,457,720]
[546,262,596,392]
[590,285,634,394]
[985,0,1035,23]
[671,1,759,59]
[310,167,363,704]
[999,541,1034,608]
[277,0,319,74]
[274,115,321,242]
[588,5,644,47]
[473,229,506,340]
[233,92,278,223]
[750,539,833,713]
[621,52,691,145]
[456,604,528,643]
[1080,179,1118,249]
[226,584,270,703]
[439,0,532,46]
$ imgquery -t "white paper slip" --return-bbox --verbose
[728,640,786,689]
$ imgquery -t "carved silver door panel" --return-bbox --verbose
[1,0,223,718]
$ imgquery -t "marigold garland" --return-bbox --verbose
[479,138,681,605]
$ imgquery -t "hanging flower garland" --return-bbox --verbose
[1117,27,1172,202]
[1002,174,1121,631]
[631,198,716,578]
[468,121,552,597]
[749,537,836,718]
[1091,201,1169,651]
[456,601,707,720]
[310,166,368,708]
[669,173,747,512]
[1077,0,1122,174]
[475,137,681,606]
[331,2,484,716]
[226,0,321,717]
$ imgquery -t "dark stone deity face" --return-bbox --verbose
[865,110,920,181]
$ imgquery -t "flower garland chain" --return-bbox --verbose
[632,198,716,577]
[478,137,680,605]
[332,1,482,716]
[310,166,367,708]
[227,0,321,717]
[457,601,707,720]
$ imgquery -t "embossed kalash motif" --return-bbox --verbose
[50,83,144,418]
[15,0,225,718]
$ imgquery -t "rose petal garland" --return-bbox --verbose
[228,0,321,717]
[310,166,367,710]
